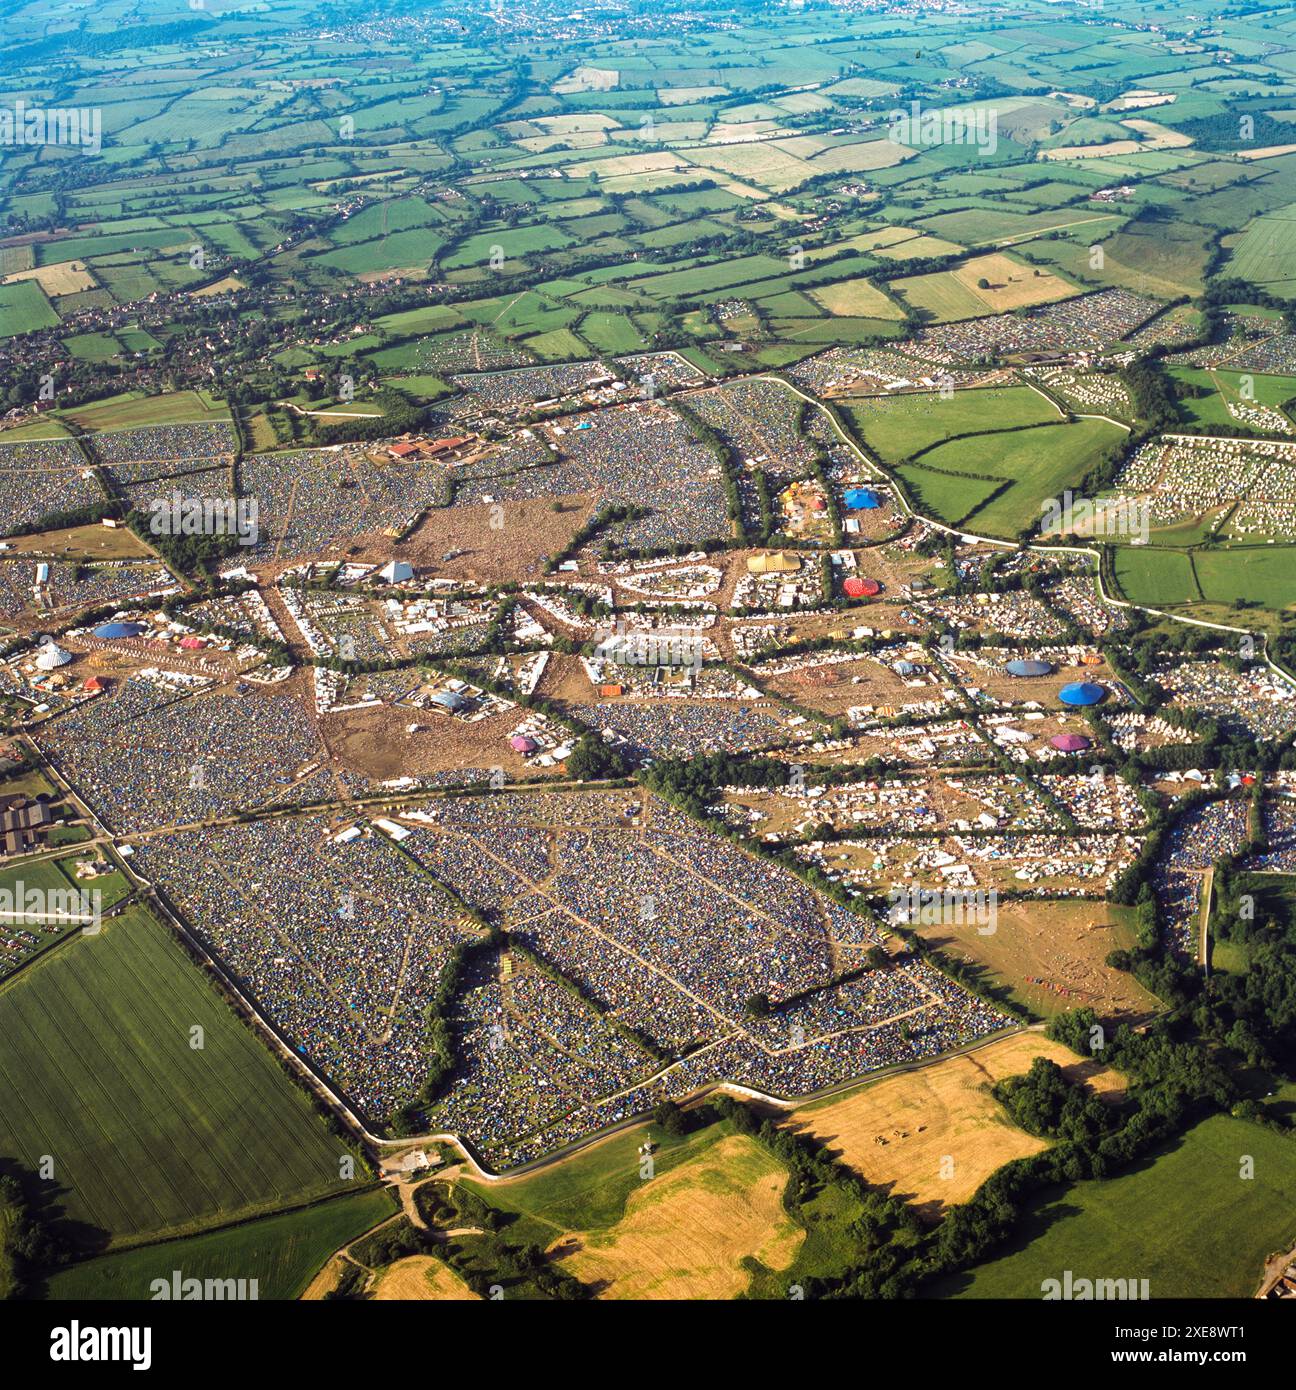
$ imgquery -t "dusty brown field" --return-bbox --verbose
[764,653,930,715]
[808,277,906,320]
[371,1255,479,1301]
[785,1032,1123,1218]
[534,649,595,703]
[553,1134,802,1299]
[361,492,598,585]
[910,897,1159,1023]
[320,702,553,783]
[11,522,156,562]
[947,652,1118,708]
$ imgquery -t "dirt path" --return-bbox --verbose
[1255,1242,1296,1298]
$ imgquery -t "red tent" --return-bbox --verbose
[1050,734,1091,752]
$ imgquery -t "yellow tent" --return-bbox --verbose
[747,550,802,575]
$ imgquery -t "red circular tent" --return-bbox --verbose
[844,576,882,598]
[1050,733,1091,752]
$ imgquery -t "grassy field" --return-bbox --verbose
[896,464,1004,525]
[0,904,362,1251]
[0,280,59,337]
[843,386,1060,465]
[918,206,1120,247]
[56,390,230,432]
[892,416,1123,535]
[1225,205,1296,296]
[464,1115,801,1298]
[808,276,906,320]
[1194,545,1296,611]
[785,1033,1122,1219]
[909,899,1159,1025]
[1170,366,1296,430]
[464,1117,732,1240]
[960,419,1127,535]
[944,1115,1296,1299]
[44,1188,395,1300]
[1114,544,1296,612]
[1113,546,1200,606]
[0,853,128,982]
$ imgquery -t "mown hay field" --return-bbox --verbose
[785,1033,1123,1218]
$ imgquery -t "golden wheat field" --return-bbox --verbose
[551,1135,803,1299]
[784,1034,1123,1218]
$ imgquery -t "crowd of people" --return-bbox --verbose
[1159,659,1296,743]
[1115,435,1296,538]
[910,289,1162,363]
[129,816,475,1122]
[1256,799,1296,872]
[461,955,1013,1169]
[86,422,238,481]
[452,402,733,551]
[0,557,174,620]
[239,447,450,558]
[1153,799,1249,957]
[0,438,104,533]
[575,699,795,757]
[1044,574,1130,638]
[37,676,325,833]
[915,590,1069,642]
[406,790,1012,1167]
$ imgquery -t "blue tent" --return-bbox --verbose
[844,487,882,510]
[428,689,471,712]
[1058,680,1105,707]
[93,621,146,640]
[1005,659,1053,677]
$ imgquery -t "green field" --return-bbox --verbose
[896,464,1005,525]
[843,386,1060,465]
[1170,366,1296,430]
[1113,543,1296,612]
[44,1187,396,1300]
[578,310,647,354]
[1113,546,1201,606]
[1194,545,1296,610]
[462,1118,735,1246]
[57,390,230,432]
[946,1116,1296,1299]
[313,228,445,275]
[0,905,363,1252]
[896,417,1127,535]
[0,280,59,337]
[1225,205,1296,296]
[918,206,1120,247]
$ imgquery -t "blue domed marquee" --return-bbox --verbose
[428,689,472,713]
[844,487,882,510]
[92,621,146,640]
[1058,681,1105,707]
